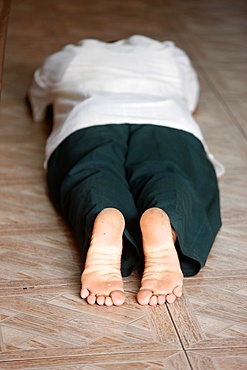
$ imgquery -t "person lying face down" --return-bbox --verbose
[28,35,223,306]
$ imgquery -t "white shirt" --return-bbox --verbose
[28,35,224,176]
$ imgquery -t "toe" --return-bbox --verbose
[157,295,166,305]
[166,293,177,304]
[96,295,105,306]
[149,295,158,305]
[166,285,183,304]
[173,285,183,298]
[87,294,97,305]
[80,287,90,299]
[137,289,153,305]
[105,296,113,306]
[111,290,125,306]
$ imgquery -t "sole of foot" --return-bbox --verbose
[80,208,126,306]
[137,208,183,306]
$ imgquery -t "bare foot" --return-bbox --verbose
[137,208,183,306]
[80,208,125,306]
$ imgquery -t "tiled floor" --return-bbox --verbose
[0,0,247,369]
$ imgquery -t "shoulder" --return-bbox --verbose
[39,44,78,85]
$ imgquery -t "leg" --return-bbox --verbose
[47,125,141,305]
[126,125,221,305]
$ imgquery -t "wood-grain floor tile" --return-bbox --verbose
[187,348,247,370]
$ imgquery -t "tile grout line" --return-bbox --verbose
[166,303,194,370]
[0,324,6,352]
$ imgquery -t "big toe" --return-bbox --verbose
[110,290,126,306]
[136,289,153,305]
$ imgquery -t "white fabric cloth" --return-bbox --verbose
[28,35,225,177]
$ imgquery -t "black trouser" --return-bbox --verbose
[47,124,222,277]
